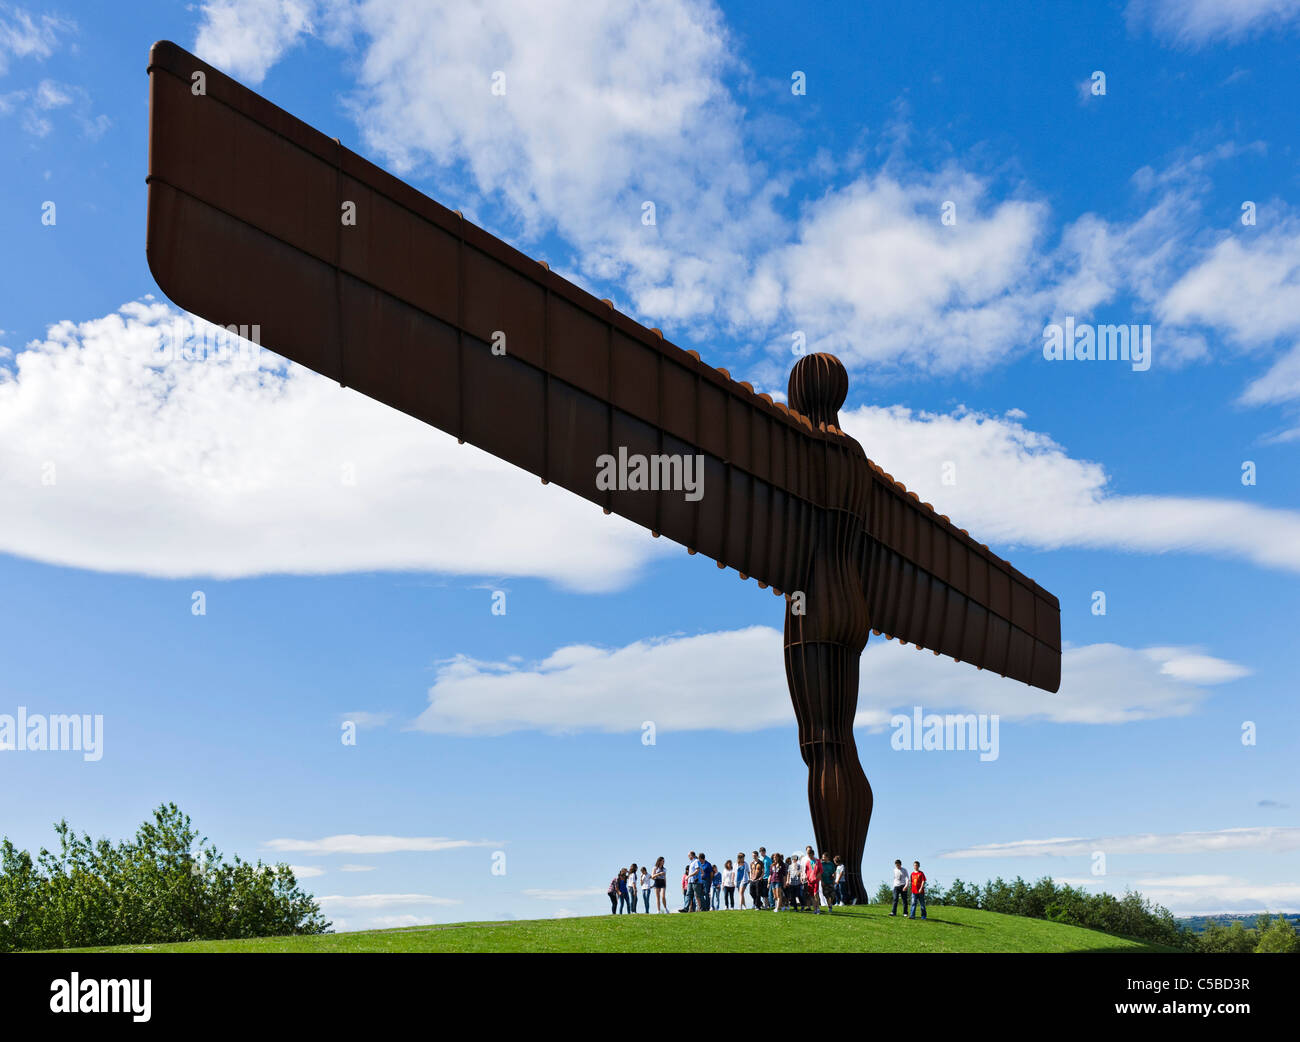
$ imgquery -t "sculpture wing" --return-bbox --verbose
[146,41,840,595]
[859,465,1062,692]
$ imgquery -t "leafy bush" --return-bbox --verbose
[0,803,329,951]
[1253,914,1299,953]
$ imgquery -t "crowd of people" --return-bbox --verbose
[606,849,931,919]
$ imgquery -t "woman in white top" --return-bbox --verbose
[639,867,651,913]
[721,860,737,909]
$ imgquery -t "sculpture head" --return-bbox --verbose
[788,352,848,429]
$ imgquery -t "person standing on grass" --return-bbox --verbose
[736,853,748,909]
[832,856,846,907]
[682,852,696,912]
[820,852,837,910]
[817,852,833,911]
[890,859,910,916]
[694,852,712,912]
[617,868,631,913]
[909,861,927,920]
[608,874,620,914]
[722,859,736,909]
[652,856,668,913]
[759,847,772,908]
[627,864,639,913]
[712,858,723,909]
[785,852,802,911]
[749,853,764,909]
[805,849,823,914]
[771,853,786,911]
[640,865,651,913]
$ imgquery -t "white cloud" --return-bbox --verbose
[264,834,498,855]
[1133,874,1236,887]
[0,4,70,75]
[411,625,1247,735]
[1160,220,1300,349]
[1036,872,1300,914]
[1127,0,1300,45]
[287,864,325,878]
[1129,875,1300,915]
[1240,342,1300,406]
[753,172,1050,373]
[367,914,434,928]
[194,0,320,84]
[316,893,461,909]
[0,300,664,592]
[0,77,105,139]
[340,864,376,872]
[941,826,1300,858]
[524,888,605,901]
[1146,648,1252,684]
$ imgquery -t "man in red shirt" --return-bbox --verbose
[909,861,927,919]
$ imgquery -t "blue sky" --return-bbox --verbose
[1,0,1298,930]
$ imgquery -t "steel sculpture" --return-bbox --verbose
[145,42,1060,903]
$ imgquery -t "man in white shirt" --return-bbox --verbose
[890,859,910,916]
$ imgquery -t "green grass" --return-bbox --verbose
[57,903,1178,953]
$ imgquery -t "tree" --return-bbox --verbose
[0,803,329,951]
[1197,920,1257,954]
[1254,914,1299,953]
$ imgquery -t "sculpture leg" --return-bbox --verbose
[784,637,873,905]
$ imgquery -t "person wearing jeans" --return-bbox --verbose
[909,861,927,920]
[890,859,910,916]
[693,853,712,912]
[640,867,651,913]
[626,864,638,913]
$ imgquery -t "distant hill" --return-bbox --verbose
[1179,912,1300,934]
[59,904,1179,954]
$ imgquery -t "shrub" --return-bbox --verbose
[0,803,329,951]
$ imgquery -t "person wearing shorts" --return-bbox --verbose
[652,856,668,913]
[769,853,785,911]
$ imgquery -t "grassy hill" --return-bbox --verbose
[60,903,1178,953]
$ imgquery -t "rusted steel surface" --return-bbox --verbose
[146,42,1060,900]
